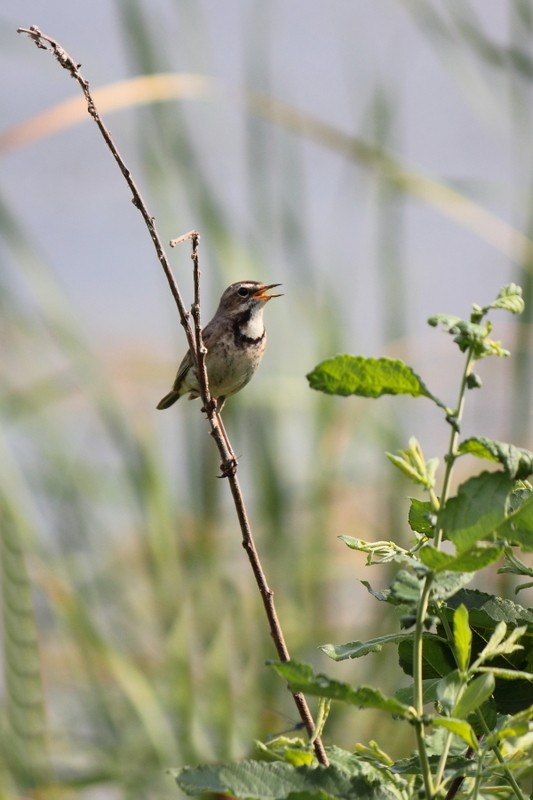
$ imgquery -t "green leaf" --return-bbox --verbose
[360,580,392,603]
[486,720,530,746]
[487,283,524,315]
[445,588,533,628]
[428,571,474,601]
[427,313,461,329]
[386,453,423,483]
[306,356,440,403]
[428,317,487,354]
[436,670,463,714]
[389,570,422,604]
[391,568,474,609]
[473,622,526,667]
[466,372,482,389]
[255,738,315,767]
[173,760,402,800]
[477,667,533,681]
[338,536,414,566]
[453,672,495,719]
[441,590,533,714]
[500,491,533,552]
[390,569,473,612]
[398,635,457,680]
[439,472,514,551]
[431,717,478,750]
[498,549,533,579]
[320,633,415,662]
[486,704,533,747]
[448,321,488,345]
[270,661,411,718]
[386,438,438,489]
[428,315,509,358]
[321,745,406,790]
[418,544,503,573]
[458,437,533,479]
[480,339,509,358]
[408,498,435,534]
[395,678,442,706]
[391,750,473,775]
[453,605,471,672]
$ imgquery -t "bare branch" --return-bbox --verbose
[18,25,329,767]
[181,239,330,767]
[190,233,214,415]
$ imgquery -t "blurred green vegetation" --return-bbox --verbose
[2,3,533,798]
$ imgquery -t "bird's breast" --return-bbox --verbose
[205,334,266,397]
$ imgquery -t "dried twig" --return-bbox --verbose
[18,25,329,767]
[186,238,327,764]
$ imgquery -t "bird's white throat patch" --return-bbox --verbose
[241,306,265,339]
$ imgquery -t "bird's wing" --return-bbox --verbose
[172,316,227,392]
[173,349,194,391]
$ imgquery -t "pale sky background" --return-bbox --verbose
[2,1,532,448]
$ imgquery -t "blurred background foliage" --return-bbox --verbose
[1,1,533,798]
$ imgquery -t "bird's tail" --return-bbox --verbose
[156,390,181,410]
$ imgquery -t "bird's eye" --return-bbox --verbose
[237,287,249,297]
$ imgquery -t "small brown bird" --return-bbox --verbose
[157,281,282,411]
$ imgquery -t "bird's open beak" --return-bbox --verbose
[253,283,283,300]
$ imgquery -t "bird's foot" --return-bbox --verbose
[201,398,219,416]
[218,456,238,478]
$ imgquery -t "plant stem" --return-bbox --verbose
[413,575,435,799]
[189,238,329,767]
[414,343,478,797]
[442,748,474,800]
[434,345,476,547]
[434,730,455,793]
[475,711,526,800]
[17,26,329,768]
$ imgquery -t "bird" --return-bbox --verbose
[157,281,282,411]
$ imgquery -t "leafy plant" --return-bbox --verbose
[174,284,533,800]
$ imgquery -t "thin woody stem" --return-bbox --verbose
[188,237,329,766]
[228,466,328,764]
[190,232,211,405]
[180,231,238,468]
[17,25,329,767]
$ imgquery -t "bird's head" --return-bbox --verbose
[218,281,283,314]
